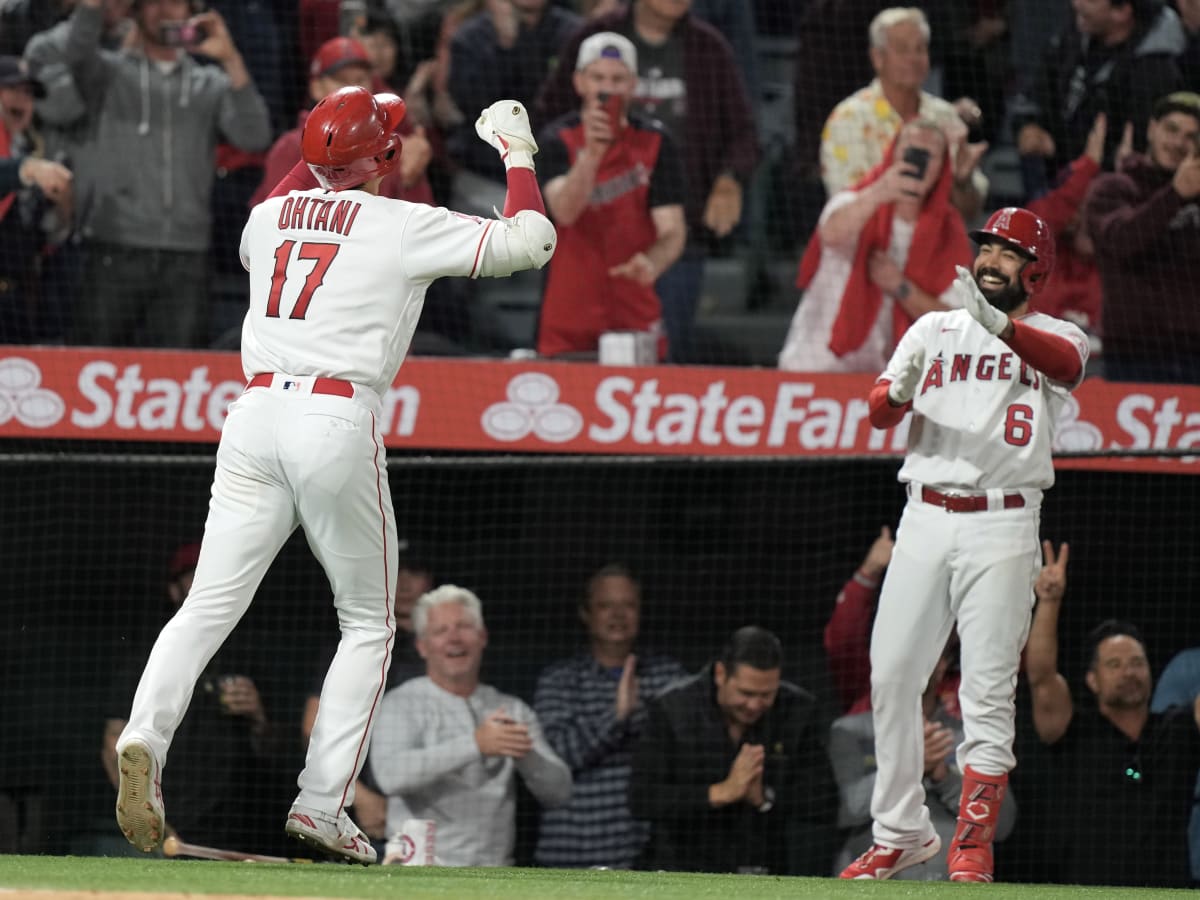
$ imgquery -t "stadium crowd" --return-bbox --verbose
[0,0,1197,377]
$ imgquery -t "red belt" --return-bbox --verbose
[246,373,354,398]
[920,486,1025,513]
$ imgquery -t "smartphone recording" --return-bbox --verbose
[902,146,931,180]
[161,20,203,48]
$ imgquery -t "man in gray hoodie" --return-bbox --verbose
[63,0,270,348]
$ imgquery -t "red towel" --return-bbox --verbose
[796,132,971,357]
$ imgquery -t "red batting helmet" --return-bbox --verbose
[969,207,1055,296]
[301,86,406,192]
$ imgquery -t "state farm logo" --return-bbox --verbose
[482,372,583,443]
[0,357,65,428]
[1053,395,1103,452]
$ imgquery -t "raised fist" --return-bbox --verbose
[476,100,538,170]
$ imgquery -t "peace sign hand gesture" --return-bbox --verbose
[1035,541,1069,605]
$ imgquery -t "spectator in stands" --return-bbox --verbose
[1014,0,1185,194]
[0,57,72,344]
[250,36,432,208]
[537,0,760,364]
[820,7,989,221]
[0,0,74,57]
[358,10,415,95]
[206,0,290,134]
[689,0,759,105]
[792,0,893,233]
[536,32,686,360]
[823,526,961,717]
[22,1,131,343]
[935,2,1011,147]
[297,0,340,68]
[1175,0,1200,86]
[300,539,434,855]
[1152,642,1200,883]
[370,585,572,867]
[1025,590,1200,886]
[98,543,293,856]
[628,625,837,875]
[382,0,463,30]
[1023,112,1125,360]
[1084,90,1200,383]
[23,0,132,162]
[61,0,269,349]
[778,118,971,373]
[533,563,687,869]
[445,0,580,216]
[830,638,1018,880]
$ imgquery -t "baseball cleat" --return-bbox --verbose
[115,740,166,853]
[948,843,995,882]
[285,804,377,865]
[839,833,941,880]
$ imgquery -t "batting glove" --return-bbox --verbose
[476,100,538,171]
[955,265,1010,336]
[887,350,925,405]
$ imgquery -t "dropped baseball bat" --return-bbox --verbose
[162,835,313,864]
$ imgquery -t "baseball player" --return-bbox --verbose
[112,87,556,865]
[840,207,1089,882]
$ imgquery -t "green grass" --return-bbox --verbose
[0,856,1195,899]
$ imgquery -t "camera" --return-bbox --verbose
[161,20,203,48]
[902,146,931,180]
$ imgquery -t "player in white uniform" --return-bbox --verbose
[839,207,1090,882]
[112,87,557,864]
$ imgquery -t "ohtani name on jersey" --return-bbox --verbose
[920,351,1041,395]
[276,196,363,236]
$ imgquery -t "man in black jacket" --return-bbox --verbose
[628,626,838,874]
[1014,0,1185,187]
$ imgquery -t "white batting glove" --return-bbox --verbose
[476,100,538,171]
[954,265,1010,336]
[887,351,924,405]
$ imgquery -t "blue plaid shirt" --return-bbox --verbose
[533,650,688,868]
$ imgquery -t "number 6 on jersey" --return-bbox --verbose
[266,240,341,319]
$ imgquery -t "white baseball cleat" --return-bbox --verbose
[839,833,942,880]
[475,100,538,162]
[115,740,166,853]
[285,803,377,865]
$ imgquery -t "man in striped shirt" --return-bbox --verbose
[533,564,687,868]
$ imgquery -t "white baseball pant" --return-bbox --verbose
[118,374,397,815]
[867,488,1039,848]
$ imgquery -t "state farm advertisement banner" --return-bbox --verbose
[1,347,1198,473]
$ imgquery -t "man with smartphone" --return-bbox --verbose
[779,118,974,373]
[534,31,686,360]
[63,0,270,348]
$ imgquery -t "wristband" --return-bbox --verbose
[895,280,911,301]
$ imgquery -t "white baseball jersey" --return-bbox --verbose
[881,308,1089,491]
[239,189,499,397]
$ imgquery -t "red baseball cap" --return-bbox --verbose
[310,36,371,79]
